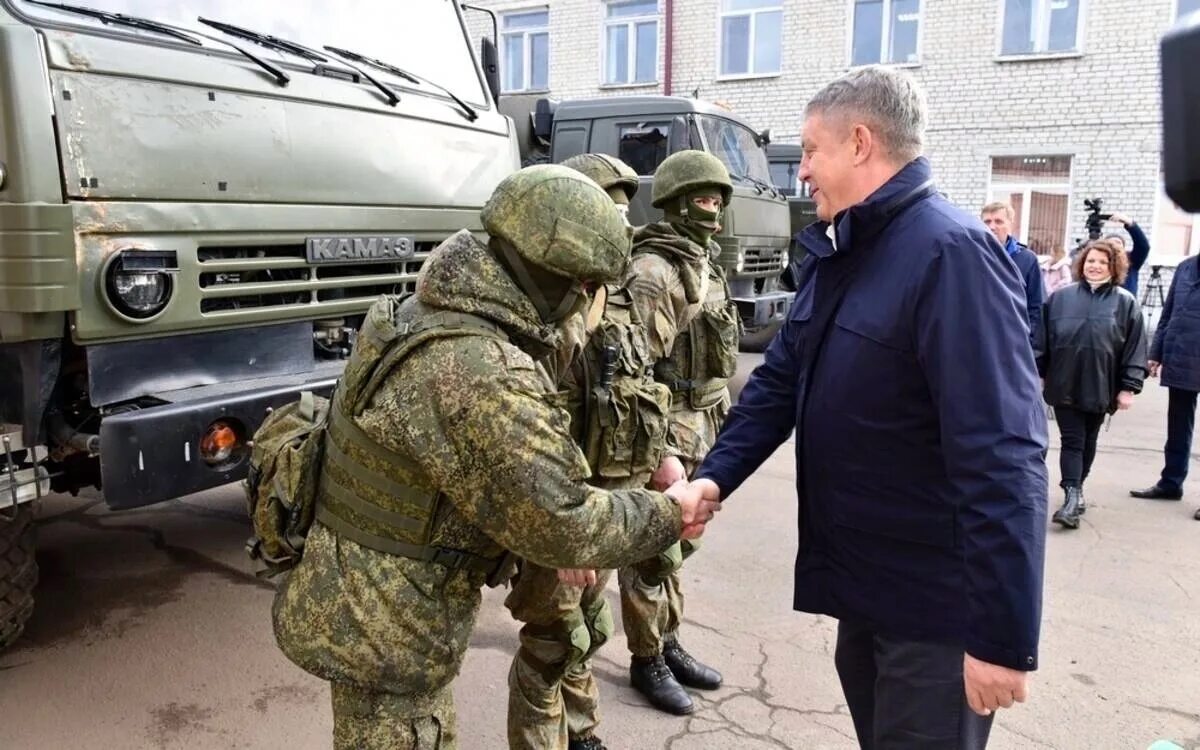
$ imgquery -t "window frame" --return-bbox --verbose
[846,0,926,68]
[500,7,550,93]
[985,153,1076,255]
[601,0,661,87]
[995,0,1088,60]
[1175,0,1200,19]
[716,0,784,80]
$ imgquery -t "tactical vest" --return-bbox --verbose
[561,287,672,485]
[639,251,741,411]
[314,295,508,575]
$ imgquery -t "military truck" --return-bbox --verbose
[0,0,517,648]
[500,94,792,352]
[765,142,819,292]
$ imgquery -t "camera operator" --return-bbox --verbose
[1104,211,1151,296]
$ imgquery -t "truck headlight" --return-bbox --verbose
[103,250,178,321]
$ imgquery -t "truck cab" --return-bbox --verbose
[0,0,517,647]
[502,94,793,350]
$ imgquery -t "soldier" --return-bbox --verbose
[619,150,740,716]
[505,153,677,750]
[271,165,718,750]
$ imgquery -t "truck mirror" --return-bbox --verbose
[480,37,501,105]
[759,128,772,146]
[667,115,690,153]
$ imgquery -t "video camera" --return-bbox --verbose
[1083,198,1111,241]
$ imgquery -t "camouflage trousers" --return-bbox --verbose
[504,561,616,749]
[331,682,455,750]
[617,538,700,657]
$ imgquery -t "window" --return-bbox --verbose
[1179,0,1200,18]
[768,160,810,197]
[1153,181,1200,260]
[501,9,549,92]
[698,116,773,185]
[618,122,671,175]
[1000,0,1082,56]
[604,1,659,85]
[988,155,1073,257]
[850,0,922,66]
[719,0,782,77]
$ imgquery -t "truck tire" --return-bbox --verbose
[739,321,782,353]
[0,504,37,650]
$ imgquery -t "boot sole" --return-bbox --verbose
[1052,516,1080,529]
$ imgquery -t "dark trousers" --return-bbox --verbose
[1161,388,1198,492]
[834,620,994,750]
[1054,406,1106,488]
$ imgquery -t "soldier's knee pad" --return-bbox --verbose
[581,597,614,660]
[637,541,683,587]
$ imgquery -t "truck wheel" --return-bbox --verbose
[0,504,37,650]
[739,321,782,353]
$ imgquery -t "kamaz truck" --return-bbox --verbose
[0,0,518,647]
[500,94,793,352]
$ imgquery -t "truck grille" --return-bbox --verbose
[196,243,434,314]
[740,246,787,275]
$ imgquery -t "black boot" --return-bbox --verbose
[630,655,694,715]
[568,736,607,750]
[1077,486,1087,515]
[1053,486,1083,529]
[663,637,723,690]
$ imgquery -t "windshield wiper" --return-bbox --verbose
[28,1,291,86]
[198,17,399,106]
[323,46,478,122]
[29,0,201,46]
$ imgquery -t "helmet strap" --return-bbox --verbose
[494,238,583,323]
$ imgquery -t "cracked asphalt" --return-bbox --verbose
[1,352,1198,749]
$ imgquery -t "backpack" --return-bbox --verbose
[244,390,329,576]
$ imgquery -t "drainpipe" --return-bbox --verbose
[663,0,674,96]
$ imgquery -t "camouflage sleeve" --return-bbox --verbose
[391,336,683,570]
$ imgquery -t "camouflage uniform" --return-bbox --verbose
[506,154,675,750]
[272,166,685,750]
[618,151,740,708]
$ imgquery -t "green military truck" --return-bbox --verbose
[500,94,793,352]
[764,142,819,273]
[0,0,518,648]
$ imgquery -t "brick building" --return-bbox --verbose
[464,0,1200,283]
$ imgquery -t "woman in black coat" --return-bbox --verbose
[1037,238,1148,529]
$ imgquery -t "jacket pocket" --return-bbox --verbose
[699,300,742,379]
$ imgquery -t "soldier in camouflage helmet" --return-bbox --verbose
[505,154,680,750]
[271,165,718,750]
[618,149,741,716]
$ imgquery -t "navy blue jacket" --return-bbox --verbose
[1151,255,1200,392]
[695,158,1049,671]
[1122,222,1150,297]
[1004,236,1043,346]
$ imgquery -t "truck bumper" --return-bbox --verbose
[98,363,342,509]
[734,291,795,329]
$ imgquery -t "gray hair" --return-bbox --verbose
[805,66,927,163]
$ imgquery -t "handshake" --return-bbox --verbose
[652,455,722,540]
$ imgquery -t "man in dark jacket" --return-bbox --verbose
[684,67,1049,749]
[982,202,1043,346]
[1130,254,1200,521]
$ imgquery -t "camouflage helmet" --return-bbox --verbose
[481,164,631,284]
[650,150,733,208]
[560,153,640,201]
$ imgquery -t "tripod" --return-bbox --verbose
[1141,265,1168,340]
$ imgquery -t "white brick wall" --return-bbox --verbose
[466,0,1179,258]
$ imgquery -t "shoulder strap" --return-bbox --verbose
[351,311,508,416]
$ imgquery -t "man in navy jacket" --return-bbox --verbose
[981,201,1043,346]
[685,67,1049,749]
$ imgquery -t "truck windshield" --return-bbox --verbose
[696,115,773,187]
[13,0,487,105]
[769,160,811,198]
